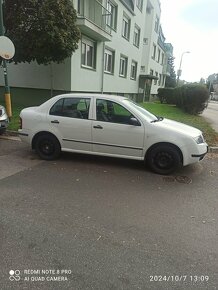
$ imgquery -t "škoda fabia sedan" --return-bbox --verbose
[19,94,208,175]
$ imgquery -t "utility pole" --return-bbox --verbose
[0,0,12,118]
[176,51,190,86]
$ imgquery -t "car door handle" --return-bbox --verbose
[93,125,103,129]
[51,120,59,124]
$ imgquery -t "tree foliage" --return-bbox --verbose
[3,0,81,65]
[165,56,177,88]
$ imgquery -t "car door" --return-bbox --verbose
[92,99,144,158]
[47,97,93,153]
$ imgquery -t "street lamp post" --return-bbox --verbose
[177,51,190,85]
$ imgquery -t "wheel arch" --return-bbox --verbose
[145,142,183,164]
[32,131,61,150]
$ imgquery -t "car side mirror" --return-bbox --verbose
[129,117,140,126]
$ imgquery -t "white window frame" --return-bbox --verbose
[136,0,143,11]
[104,48,114,74]
[157,48,161,63]
[122,14,130,40]
[161,52,164,65]
[81,37,96,69]
[155,15,159,33]
[106,0,117,30]
[152,43,156,59]
[119,55,128,78]
[133,25,140,48]
[158,73,161,86]
[154,71,158,85]
[130,61,137,80]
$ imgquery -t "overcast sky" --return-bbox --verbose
[160,0,218,82]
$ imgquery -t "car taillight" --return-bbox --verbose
[19,117,22,129]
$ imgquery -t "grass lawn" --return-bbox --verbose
[7,102,218,146]
[8,105,23,132]
[142,102,218,146]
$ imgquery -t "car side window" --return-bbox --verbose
[50,98,90,119]
[96,99,135,125]
[49,99,64,116]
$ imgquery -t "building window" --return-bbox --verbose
[104,48,114,74]
[133,25,140,48]
[136,0,143,11]
[141,66,145,72]
[143,38,148,45]
[154,71,158,85]
[152,44,156,59]
[158,74,161,85]
[78,0,84,15]
[106,0,117,30]
[155,15,159,33]
[150,69,154,75]
[122,14,131,40]
[130,61,137,80]
[81,37,96,69]
[161,52,164,65]
[157,48,161,63]
[119,55,128,77]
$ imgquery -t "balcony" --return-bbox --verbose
[77,0,112,42]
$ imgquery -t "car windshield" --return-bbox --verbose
[123,99,159,122]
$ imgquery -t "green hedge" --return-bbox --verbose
[157,88,176,104]
[158,84,209,115]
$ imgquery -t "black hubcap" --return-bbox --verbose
[40,140,54,156]
[154,152,173,169]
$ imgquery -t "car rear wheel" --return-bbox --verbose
[146,144,182,175]
[0,128,6,135]
[35,134,61,160]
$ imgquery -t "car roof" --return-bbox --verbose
[53,93,128,103]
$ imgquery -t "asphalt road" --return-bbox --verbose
[0,137,218,290]
[202,102,218,133]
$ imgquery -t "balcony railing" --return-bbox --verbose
[77,0,111,36]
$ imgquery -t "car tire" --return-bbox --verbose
[35,134,61,160]
[146,144,182,175]
[0,128,6,135]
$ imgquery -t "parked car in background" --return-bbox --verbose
[0,104,9,135]
[19,94,208,175]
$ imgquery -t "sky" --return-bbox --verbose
[160,0,218,82]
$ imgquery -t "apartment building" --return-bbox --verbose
[0,0,171,102]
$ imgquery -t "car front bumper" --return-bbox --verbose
[0,118,9,130]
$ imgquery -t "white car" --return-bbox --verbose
[19,94,208,174]
[0,104,9,134]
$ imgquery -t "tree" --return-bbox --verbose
[206,73,218,92]
[3,0,81,65]
[199,78,205,84]
[165,56,177,88]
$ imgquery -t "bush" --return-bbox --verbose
[175,84,209,114]
[157,88,176,104]
[158,84,209,115]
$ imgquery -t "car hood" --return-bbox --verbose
[153,118,202,137]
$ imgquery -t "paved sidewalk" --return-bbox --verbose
[202,101,218,133]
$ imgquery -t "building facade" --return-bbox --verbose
[0,0,172,102]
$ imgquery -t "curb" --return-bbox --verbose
[3,130,218,153]
[208,147,218,153]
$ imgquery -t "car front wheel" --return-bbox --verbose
[35,134,61,160]
[146,144,182,175]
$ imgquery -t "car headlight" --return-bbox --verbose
[194,135,204,144]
